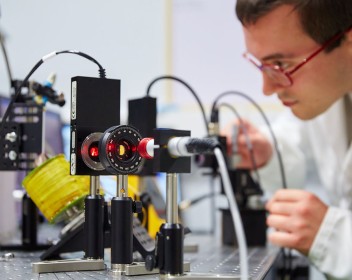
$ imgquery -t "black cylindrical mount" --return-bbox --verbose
[84,195,105,259]
[111,197,133,264]
[22,193,38,246]
[159,223,184,275]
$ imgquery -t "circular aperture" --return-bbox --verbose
[99,125,143,174]
[81,132,104,171]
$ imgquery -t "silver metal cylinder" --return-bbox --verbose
[111,263,126,276]
[90,176,100,195]
[138,177,147,193]
[117,175,128,197]
[166,173,178,224]
[208,122,220,136]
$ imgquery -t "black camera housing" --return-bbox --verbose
[70,76,120,176]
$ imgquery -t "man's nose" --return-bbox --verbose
[262,73,283,96]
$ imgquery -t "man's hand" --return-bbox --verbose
[222,119,273,169]
[266,189,328,255]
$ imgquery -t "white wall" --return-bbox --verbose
[0,0,167,123]
[157,0,284,137]
[0,0,284,126]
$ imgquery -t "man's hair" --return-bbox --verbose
[236,0,352,51]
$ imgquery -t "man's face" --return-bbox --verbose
[243,5,352,120]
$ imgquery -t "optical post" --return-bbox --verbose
[138,129,192,277]
[98,124,150,276]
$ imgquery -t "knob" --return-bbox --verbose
[133,201,143,213]
[145,254,156,271]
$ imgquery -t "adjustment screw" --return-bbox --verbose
[145,254,156,271]
[133,201,143,213]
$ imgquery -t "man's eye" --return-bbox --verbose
[272,61,290,69]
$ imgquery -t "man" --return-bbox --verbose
[234,1,352,279]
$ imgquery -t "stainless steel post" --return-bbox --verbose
[166,173,178,224]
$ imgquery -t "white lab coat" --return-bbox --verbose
[259,94,352,280]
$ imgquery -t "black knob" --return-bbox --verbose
[133,201,143,213]
[145,254,156,271]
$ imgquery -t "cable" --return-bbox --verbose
[218,102,261,185]
[0,50,106,134]
[145,75,209,135]
[0,59,42,133]
[211,90,287,189]
[214,91,292,278]
[214,147,248,280]
[55,50,106,78]
[0,30,13,87]
[178,193,214,211]
[138,136,249,279]
[148,138,249,279]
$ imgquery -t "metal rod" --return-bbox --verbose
[166,173,178,224]
[116,175,128,197]
[116,175,121,197]
[209,176,216,235]
[138,177,147,193]
[123,175,128,197]
[90,175,100,195]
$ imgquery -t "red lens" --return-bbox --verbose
[89,146,99,157]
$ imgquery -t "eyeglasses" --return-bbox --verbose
[243,27,351,87]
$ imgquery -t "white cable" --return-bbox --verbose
[42,51,57,62]
[214,147,249,280]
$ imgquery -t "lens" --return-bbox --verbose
[116,139,135,161]
[99,125,143,175]
[262,66,292,87]
[243,52,292,87]
[88,142,99,161]
[81,132,104,171]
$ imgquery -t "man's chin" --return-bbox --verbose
[291,109,317,121]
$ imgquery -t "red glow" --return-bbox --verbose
[89,146,99,157]
[108,143,115,151]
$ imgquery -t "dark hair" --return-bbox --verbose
[236,0,352,51]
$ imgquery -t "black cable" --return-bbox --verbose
[218,102,261,186]
[0,60,43,133]
[0,50,106,134]
[211,90,287,189]
[279,247,294,280]
[56,50,106,78]
[145,75,209,135]
[0,30,13,87]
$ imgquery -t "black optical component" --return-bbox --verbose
[99,125,143,175]
[81,132,105,171]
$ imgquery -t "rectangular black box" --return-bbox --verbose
[70,76,120,175]
[128,96,157,176]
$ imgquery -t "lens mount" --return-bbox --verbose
[99,125,143,175]
[81,132,105,171]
